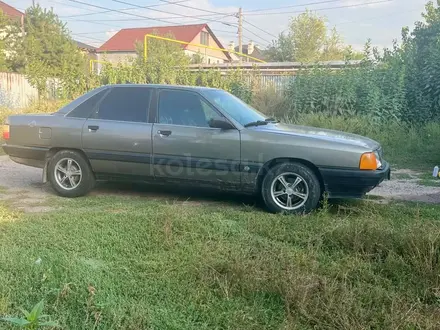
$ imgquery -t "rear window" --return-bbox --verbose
[97,87,152,123]
[67,90,108,118]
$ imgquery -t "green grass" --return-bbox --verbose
[415,172,440,187]
[392,173,414,180]
[1,195,440,329]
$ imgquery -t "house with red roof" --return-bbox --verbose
[0,0,24,21]
[96,23,232,66]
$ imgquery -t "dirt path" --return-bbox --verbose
[370,168,440,203]
[1,155,440,211]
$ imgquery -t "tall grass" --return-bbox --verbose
[288,113,440,169]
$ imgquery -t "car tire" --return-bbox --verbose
[47,150,95,198]
[261,162,321,214]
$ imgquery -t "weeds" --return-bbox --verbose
[1,300,58,329]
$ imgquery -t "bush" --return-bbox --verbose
[250,86,287,116]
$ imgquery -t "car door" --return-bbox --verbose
[82,86,154,178]
[152,88,241,189]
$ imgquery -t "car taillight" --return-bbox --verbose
[2,125,9,140]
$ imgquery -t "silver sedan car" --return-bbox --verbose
[2,84,390,213]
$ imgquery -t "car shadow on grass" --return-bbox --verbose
[90,181,262,209]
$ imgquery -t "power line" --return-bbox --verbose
[242,18,278,39]
[66,0,238,29]
[157,0,233,15]
[333,7,421,26]
[67,18,125,28]
[246,0,394,16]
[109,0,235,23]
[243,0,344,13]
[73,30,109,35]
[71,33,106,42]
[66,0,187,25]
[60,0,189,18]
[48,0,99,14]
[241,25,272,46]
[67,15,230,22]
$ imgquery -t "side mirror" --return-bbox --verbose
[208,118,235,130]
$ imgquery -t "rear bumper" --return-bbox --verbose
[2,144,47,168]
[320,161,391,198]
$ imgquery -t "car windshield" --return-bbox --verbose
[202,89,269,126]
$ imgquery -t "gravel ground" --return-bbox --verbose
[369,168,440,203]
[0,155,440,212]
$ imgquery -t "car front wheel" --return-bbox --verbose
[47,150,95,198]
[261,162,321,214]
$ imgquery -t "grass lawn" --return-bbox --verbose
[1,193,440,329]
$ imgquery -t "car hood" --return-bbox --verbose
[251,123,380,150]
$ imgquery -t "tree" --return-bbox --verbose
[291,10,327,62]
[265,33,295,62]
[0,10,21,72]
[266,10,351,62]
[134,31,191,84]
[321,27,343,61]
[398,0,440,123]
[8,4,86,97]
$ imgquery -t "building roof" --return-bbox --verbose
[235,44,266,61]
[0,0,24,19]
[75,40,96,51]
[97,23,231,60]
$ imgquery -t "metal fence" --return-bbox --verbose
[0,72,38,108]
[0,72,60,108]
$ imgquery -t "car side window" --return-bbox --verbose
[67,90,107,118]
[201,99,223,123]
[97,87,151,123]
[158,90,222,128]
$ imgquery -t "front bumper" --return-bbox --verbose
[320,161,391,198]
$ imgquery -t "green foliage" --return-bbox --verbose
[190,51,204,64]
[398,0,440,124]
[9,4,86,98]
[0,10,17,72]
[266,10,351,62]
[280,1,440,124]
[291,10,327,62]
[1,300,58,329]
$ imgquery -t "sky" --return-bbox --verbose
[13,0,430,51]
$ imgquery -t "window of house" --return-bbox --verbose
[158,90,222,128]
[97,87,151,123]
[200,31,209,46]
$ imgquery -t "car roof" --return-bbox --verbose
[55,84,223,115]
[101,84,222,92]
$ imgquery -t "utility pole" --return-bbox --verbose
[238,7,242,64]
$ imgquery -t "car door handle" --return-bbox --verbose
[157,130,172,137]
[88,125,99,132]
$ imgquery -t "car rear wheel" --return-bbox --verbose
[47,150,95,197]
[261,162,321,214]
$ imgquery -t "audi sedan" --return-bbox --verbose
[2,84,390,213]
